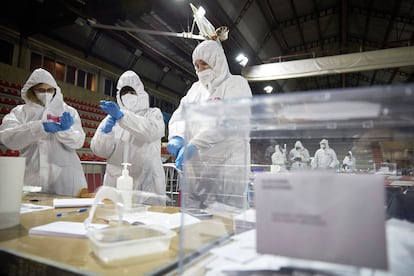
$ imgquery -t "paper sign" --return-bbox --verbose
[254,172,387,270]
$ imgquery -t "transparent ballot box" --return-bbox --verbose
[178,84,414,274]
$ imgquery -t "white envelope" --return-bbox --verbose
[255,171,387,270]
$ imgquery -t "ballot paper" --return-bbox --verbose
[29,221,107,238]
[114,211,201,229]
[254,171,387,270]
[20,203,53,213]
[53,198,95,208]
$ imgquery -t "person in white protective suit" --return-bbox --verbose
[0,68,87,196]
[264,139,278,164]
[167,40,252,209]
[342,151,356,172]
[289,140,310,170]
[311,139,339,170]
[91,70,166,205]
[271,144,287,173]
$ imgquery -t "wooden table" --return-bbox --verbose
[0,193,234,276]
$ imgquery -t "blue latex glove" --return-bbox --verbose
[59,112,74,131]
[101,116,117,133]
[42,122,61,133]
[99,100,124,120]
[167,136,185,157]
[175,144,197,170]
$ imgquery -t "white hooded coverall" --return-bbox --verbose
[271,145,287,172]
[91,71,165,205]
[312,139,339,170]
[342,151,356,172]
[0,68,87,196]
[289,140,310,170]
[168,40,252,209]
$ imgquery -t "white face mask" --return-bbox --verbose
[122,94,138,111]
[122,92,148,112]
[36,93,54,105]
[197,68,215,86]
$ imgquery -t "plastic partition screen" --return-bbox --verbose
[178,84,414,274]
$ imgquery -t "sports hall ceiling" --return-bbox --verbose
[1,0,414,99]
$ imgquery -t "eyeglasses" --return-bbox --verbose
[34,88,55,93]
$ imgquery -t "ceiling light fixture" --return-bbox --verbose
[264,85,273,93]
[235,53,248,67]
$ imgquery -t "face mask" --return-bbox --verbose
[122,94,138,111]
[36,93,54,105]
[197,69,215,86]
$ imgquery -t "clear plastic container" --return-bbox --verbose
[84,186,176,263]
[94,203,149,222]
[87,224,176,263]
[179,83,414,272]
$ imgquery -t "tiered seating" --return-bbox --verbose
[5,149,20,156]
[63,96,109,163]
[86,131,95,137]
[1,106,11,114]
[81,121,99,129]
[83,140,90,148]
[0,80,23,156]
[0,97,18,105]
[79,152,106,162]
[0,80,9,87]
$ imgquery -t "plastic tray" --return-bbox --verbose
[87,224,176,263]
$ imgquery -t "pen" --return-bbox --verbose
[56,208,88,217]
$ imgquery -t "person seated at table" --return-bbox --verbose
[342,151,356,172]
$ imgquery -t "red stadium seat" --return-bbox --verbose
[5,149,20,156]
[80,153,94,161]
[1,107,11,114]
[83,140,90,148]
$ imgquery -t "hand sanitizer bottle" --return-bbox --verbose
[116,163,133,209]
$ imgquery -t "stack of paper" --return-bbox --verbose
[29,221,107,238]
[53,198,95,208]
